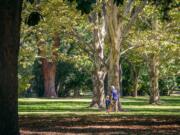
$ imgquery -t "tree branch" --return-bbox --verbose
[122,0,147,36]
[123,0,134,16]
[120,44,144,56]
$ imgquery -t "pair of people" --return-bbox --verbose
[106,85,119,112]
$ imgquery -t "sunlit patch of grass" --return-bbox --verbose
[18,96,180,116]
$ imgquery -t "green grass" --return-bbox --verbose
[18,96,180,116]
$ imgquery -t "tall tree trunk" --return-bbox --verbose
[44,33,60,97]
[133,75,138,97]
[38,33,60,98]
[105,1,123,111]
[42,59,57,97]
[148,54,160,104]
[105,0,147,111]
[108,37,123,111]
[74,88,80,97]
[132,66,139,97]
[89,11,107,108]
[119,63,123,96]
[104,74,108,96]
[90,69,106,108]
[108,39,121,91]
[0,1,22,134]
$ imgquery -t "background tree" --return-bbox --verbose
[130,4,179,103]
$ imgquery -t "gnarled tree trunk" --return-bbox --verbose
[0,1,22,134]
[148,54,160,104]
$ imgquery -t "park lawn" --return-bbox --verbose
[19,96,180,135]
[18,96,180,116]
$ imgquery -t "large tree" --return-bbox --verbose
[103,0,147,110]
[23,0,87,97]
[0,1,22,134]
[89,10,107,108]
[130,3,179,103]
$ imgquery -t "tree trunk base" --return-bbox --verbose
[89,101,105,109]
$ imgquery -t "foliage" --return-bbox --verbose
[121,60,133,96]
[32,59,44,97]
[126,4,179,96]
[19,0,179,98]
[18,24,38,94]
[56,61,92,97]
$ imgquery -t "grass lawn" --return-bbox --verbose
[18,96,180,116]
[19,96,180,135]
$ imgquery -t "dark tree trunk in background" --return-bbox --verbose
[0,1,22,134]
[43,31,60,97]
[38,33,60,98]
[104,74,108,96]
[119,63,123,97]
[132,66,139,97]
[133,75,138,97]
[42,59,57,97]
[74,88,80,97]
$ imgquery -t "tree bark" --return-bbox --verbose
[108,39,121,91]
[132,66,139,97]
[0,1,22,134]
[43,33,60,97]
[119,63,123,96]
[108,38,123,111]
[89,11,107,108]
[148,54,160,104]
[104,0,146,111]
[90,69,106,108]
[105,1,123,111]
[73,88,80,97]
[42,59,57,97]
[38,33,60,98]
[133,76,138,97]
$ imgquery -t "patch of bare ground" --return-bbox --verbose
[20,115,180,135]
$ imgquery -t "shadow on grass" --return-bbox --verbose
[20,115,180,134]
[127,108,180,113]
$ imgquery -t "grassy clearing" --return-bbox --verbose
[18,96,180,116]
[19,96,180,134]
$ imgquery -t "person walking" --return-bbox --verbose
[111,85,119,112]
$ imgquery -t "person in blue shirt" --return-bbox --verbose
[105,95,111,113]
[111,85,119,112]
